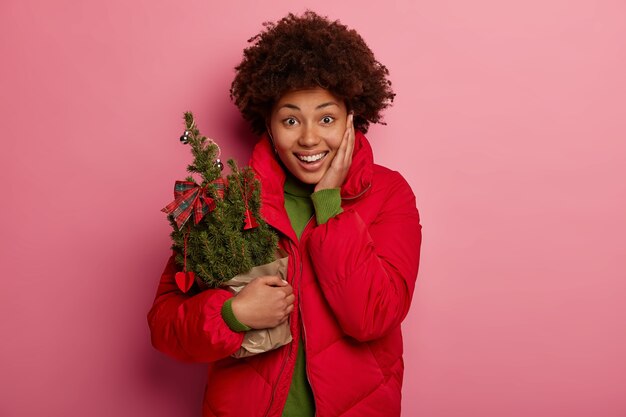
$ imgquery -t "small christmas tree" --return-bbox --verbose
[162,112,278,291]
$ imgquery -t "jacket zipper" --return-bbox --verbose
[298,218,319,414]
[263,341,292,417]
[263,214,318,416]
[300,264,319,415]
[262,235,303,417]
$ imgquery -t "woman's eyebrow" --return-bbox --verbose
[280,104,300,110]
[316,102,338,109]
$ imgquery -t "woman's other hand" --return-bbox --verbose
[314,113,355,192]
[230,276,294,329]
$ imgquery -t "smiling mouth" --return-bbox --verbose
[295,152,328,163]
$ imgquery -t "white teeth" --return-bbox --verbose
[297,153,325,162]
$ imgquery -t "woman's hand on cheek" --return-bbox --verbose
[314,113,355,192]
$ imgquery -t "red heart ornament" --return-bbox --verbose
[175,271,195,293]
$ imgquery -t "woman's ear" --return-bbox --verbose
[265,124,272,140]
[265,122,277,154]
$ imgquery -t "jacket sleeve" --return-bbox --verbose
[308,172,422,342]
[147,254,245,362]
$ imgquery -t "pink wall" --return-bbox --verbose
[1,0,625,416]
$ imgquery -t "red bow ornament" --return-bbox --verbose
[161,179,225,229]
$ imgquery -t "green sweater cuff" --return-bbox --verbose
[221,298,251,332]
[311,188,343,225]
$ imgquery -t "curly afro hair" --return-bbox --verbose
[230,11,395,135]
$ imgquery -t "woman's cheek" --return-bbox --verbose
[329,131,344,150]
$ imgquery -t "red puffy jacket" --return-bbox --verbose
[148,131,422,417]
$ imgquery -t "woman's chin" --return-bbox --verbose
[293,172,323,185]
[284,161,328,185]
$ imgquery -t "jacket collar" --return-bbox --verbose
[249,130,373,237]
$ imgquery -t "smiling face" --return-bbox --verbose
[268,88,348,185]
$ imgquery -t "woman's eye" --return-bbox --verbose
[321,116,334,124]
[283,117,298,126]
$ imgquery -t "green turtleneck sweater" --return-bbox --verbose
[221,175,343,416]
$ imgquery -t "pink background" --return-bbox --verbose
[1,0,625,416]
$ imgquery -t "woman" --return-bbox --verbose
[148,11,422,417]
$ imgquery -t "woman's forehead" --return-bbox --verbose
[273,88,344,111]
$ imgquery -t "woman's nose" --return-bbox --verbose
[298,124,320,147]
